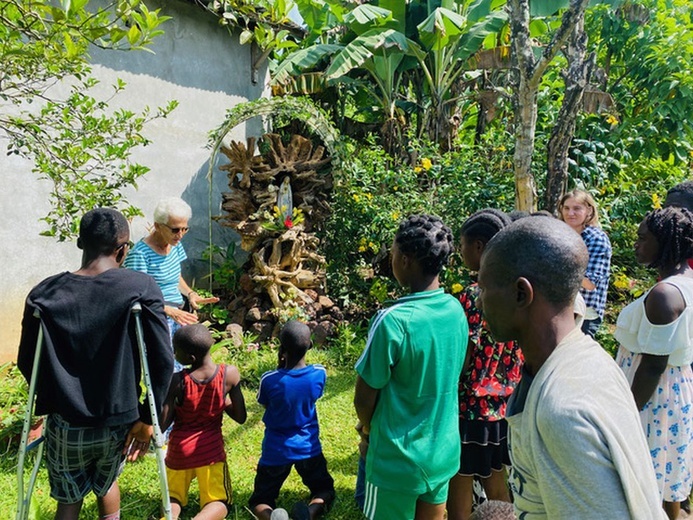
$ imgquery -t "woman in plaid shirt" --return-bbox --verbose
[558,189,612,338]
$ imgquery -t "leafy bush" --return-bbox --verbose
[0,363,28,446]
[322,132,516,318]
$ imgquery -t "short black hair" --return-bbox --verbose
[79,208,129,255]
[395,214,454,276]
[666,181,693,210]
[173,324,214,359]
[279,320,312,359]
[483,217,588,306]
[460,209,511,244]
[644,207,693,269]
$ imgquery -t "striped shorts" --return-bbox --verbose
[45,414,129,503]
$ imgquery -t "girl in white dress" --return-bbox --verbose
[615,206,693,520]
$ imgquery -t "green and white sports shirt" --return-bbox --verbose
[356,288,468,494]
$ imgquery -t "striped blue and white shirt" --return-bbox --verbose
[123,240,187,304]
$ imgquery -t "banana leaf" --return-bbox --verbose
[272,44,343,85]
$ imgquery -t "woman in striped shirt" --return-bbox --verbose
[124,197,218,343]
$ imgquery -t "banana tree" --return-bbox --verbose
[415,0,509,149]
[272,4,423,154]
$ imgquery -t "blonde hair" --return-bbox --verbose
[558,189,600,228]
[153,197,192,224]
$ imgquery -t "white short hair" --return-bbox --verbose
[154,197,192,223]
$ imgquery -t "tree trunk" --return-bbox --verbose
[514,79,539,212]
[508,0,592,211]
[545,18,595,213]
[509,0,538,211]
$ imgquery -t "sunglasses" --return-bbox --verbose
[161,223,190,234]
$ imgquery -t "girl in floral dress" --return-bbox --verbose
[447,209,524,520]
[615,207,693,520]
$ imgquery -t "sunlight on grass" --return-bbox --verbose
[3,366,363,519]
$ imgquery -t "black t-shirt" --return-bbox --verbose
[18,268,174,427]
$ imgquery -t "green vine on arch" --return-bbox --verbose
[204,96,343,290]
[207,96,343,167]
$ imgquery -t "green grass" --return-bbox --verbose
[3,361,364,519]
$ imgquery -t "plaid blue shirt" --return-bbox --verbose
[580,226,612,319]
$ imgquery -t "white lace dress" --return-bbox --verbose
[615,275,693,502]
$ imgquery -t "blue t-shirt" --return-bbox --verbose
[123,240,187,304]
[258,364,326,465]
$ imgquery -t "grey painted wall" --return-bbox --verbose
[0,0,268,362]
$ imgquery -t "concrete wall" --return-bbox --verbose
[0,0,269,362]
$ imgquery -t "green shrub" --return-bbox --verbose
[322,132,515,317]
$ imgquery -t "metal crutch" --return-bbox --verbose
[16,308,45,520]
[131,302,172,520]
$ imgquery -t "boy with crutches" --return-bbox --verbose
[17,208,173,520]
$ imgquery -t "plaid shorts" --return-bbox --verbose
[45,414,129,504]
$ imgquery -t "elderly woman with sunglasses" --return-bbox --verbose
[124,197,218,335]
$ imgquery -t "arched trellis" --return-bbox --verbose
[204,96,343,291]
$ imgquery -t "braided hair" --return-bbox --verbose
[460,209,511,244]
[395,214,454,276]
[644,207,693,269]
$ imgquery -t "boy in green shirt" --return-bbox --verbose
[354,214,468,520]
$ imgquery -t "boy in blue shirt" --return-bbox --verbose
[249,320,335,520]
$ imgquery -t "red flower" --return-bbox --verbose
[284,216,293,228]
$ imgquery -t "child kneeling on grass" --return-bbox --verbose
[249,320,335,520]
[160,324,247,520]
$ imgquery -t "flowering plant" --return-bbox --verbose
[260,205,305,233]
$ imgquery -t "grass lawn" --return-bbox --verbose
[2,363,364,519]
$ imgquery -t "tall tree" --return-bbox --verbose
[545,15,595,213]
[508,0,591,211]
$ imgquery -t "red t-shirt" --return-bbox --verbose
[166,365,227,470]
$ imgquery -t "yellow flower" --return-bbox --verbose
[392,211,400,221]
[358,245,367,252]
[352,194,361,203]
[613,273,632,291]
[365,193,373,200]
[451,283,463,294]
[421,158,433,171]
[605,114,618,126]
[369,241,377,253]
[652,193,662,210]
[414,166,423,173]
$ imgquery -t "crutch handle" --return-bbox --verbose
[131,302,142,314]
